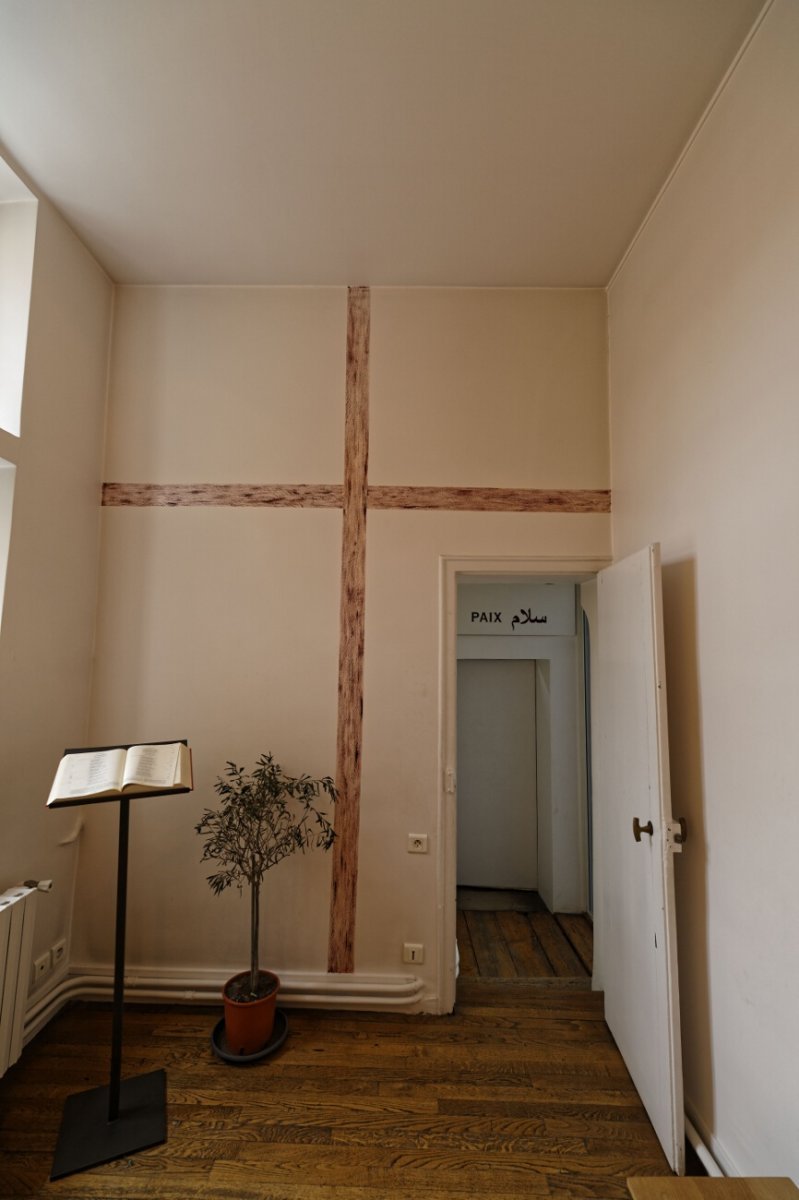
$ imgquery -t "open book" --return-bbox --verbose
[48,742,192,806]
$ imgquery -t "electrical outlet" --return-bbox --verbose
[402,943,424,965]
[52,938,67,967]
[407,833,428,854]
[32,951,50,985]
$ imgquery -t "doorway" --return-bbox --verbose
[438,554,609,1012]
[455,651,594,980]
[455,652,592,983]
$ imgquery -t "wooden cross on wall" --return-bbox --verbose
[103,286,609,974]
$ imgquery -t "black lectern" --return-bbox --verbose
[48,740,193,1180]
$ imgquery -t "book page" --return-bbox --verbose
[122,742,181,790]
[48,748,127,803]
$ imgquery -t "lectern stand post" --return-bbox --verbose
[49,743,192,1181]
[108,795,130,1122]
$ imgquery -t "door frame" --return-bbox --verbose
[438,554,610,1013]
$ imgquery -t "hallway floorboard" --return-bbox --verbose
[457,889,593,981]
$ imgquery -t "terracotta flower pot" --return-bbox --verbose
[222,969,280,1056]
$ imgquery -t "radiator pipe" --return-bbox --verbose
[685,1115,724,1177]
[24,969,426,1045]
[57,817,84,846]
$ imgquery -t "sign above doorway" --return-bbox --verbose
[458,582,575,636]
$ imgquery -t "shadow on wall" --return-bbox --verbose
[661,557,713,1133]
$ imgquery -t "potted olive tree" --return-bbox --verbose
[196,752,336,1056]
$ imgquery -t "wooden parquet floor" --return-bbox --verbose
[0,980,670,1200]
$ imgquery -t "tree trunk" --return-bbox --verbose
[250,879,260,995]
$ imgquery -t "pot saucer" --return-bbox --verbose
[211,1008,289,1064]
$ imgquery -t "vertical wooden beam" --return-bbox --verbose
[328,286,370,974]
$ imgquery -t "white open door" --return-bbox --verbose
[594,544,685,1173]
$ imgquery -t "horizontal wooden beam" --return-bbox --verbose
[367,486,611,513]
[103,482,610,513]
[102,483,343,507]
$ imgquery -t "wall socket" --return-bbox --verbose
[407,833,428,853]
[31,938,68,987]
[32,951,50,985]
[403,943,424,965]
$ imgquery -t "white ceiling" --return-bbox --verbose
[0,0,764,286]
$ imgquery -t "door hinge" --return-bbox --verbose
[444,768,456,794]
[665,817,687,854]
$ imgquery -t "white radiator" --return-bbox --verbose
[0,885,38,1077]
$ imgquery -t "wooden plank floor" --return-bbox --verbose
[0,984,670,1199]
[458,898,593,981]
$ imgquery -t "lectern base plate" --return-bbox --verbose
[50,1068,167,1180]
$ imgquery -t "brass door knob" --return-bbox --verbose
[633,817,654,842]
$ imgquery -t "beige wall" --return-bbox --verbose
[0,197,113,981]
[105,287,345,483]
[608,0,799,1177]
[370,288,608,488]
[82,507,343,975]
[78,285,609,1005]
